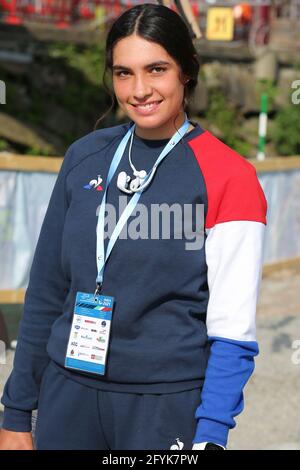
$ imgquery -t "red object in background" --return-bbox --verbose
[259,5,270,25]
[256,5,270,45]
[55,0,72,28]
[191,1,199,19]
[234,3,253,24]
[2,0,22,24]
[0,0,14,11]
[0,0,143,26]
[23,4,35,15]
[79,0,95,20]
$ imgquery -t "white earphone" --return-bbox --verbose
[117,128,155,194]
[117,167,156,194]
[117,115,190,194]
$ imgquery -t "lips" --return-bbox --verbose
[132,100,163,107]
[131,100,163,115]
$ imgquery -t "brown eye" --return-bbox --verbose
[151,67,165,73]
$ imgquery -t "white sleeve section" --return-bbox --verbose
[205,220,266,342]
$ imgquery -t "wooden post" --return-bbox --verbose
[160,0,202,39]
[176,0,202,39]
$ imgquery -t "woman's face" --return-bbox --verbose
[112,34,188,140]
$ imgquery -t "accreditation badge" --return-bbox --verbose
[65,291,114,376]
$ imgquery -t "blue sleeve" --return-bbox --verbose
[0,145,73,432]
[192,217,266,447]
[192,337,259,447]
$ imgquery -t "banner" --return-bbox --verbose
[0,171,56,289]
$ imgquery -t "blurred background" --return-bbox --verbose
[0,0,300,450]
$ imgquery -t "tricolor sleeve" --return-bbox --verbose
[189,132,268,447]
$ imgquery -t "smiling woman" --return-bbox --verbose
[95,3,200,140]
[0,2,267,452]
[111,35,188,138]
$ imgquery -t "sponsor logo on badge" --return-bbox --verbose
[81,335,92,340]
[78,352,89,357]
[91,354,102,360]
[96,336,105,343]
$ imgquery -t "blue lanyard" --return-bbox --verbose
[95,115,190,294]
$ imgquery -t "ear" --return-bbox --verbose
[179,71,190,86]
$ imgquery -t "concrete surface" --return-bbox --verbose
[1,266,300,450]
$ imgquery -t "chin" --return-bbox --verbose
[133,114,167,124]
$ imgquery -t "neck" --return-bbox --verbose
[134,111,188,140]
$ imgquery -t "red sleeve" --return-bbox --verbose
[188,131,267,229]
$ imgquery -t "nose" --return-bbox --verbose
[132,74,152,101]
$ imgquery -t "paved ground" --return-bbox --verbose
[228,265,300,450]
[1,266,300,450]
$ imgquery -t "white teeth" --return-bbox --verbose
[136,101,160,108]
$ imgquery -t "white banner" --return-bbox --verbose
[0,171,56,289]
[259,169,300,264]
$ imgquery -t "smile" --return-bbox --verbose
[131,101,163,115]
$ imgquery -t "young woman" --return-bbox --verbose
[0,3,267,450]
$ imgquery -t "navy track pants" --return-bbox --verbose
[34,360,202,450]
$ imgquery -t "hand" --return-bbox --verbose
[0,428,34,450]
[192,442,226,450]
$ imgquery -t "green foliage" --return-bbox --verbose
[0,139,8,151]
[271,104,300,156]
[44,42,110,139]
[256,79,278,109]
[204,89,251,157]
[292,61,300,72]
[47,42,106,86]
[24,146,53,156]
[0,44,111,154]
[206,89,235,136]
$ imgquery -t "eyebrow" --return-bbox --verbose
[112,61,171,71]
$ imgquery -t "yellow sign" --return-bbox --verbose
[206,7,234,41]
[95,6,105,23]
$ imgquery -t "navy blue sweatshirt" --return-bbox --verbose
[1,120,267,446]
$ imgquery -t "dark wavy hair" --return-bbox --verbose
[94,3,200,130]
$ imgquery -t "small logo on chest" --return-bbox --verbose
[83,174,103,191]
[170,437,184,450]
